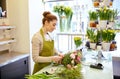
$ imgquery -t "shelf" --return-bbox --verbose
[0,26,15,30]
[56,32,86,36]
[43,0,73,2]
[0,39,16,45]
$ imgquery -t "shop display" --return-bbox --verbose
[87,0,119,51]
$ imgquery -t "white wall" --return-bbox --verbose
[7,0,30,53]
[28,0,44,74]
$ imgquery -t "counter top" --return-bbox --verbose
[35,50,117,79]
[0,51,29,67]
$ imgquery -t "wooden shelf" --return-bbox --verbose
[44,0,73,2]
[0,26,15,30]
[0,39,16,45]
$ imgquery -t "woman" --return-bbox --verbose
[32,11,63,74]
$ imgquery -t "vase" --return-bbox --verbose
[59,15,66,32]
[99,20,107,30]
[102,42,111,51]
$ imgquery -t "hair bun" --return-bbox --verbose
[43,11,51,17]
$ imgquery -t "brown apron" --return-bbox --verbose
[33,29,54,74]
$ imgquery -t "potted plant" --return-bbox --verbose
[98,7,112,29]
[101,29,116,51]
[89,11,98,28]
[108,9,119,28]
[87,29,99,49]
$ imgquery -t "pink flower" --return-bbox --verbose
[70,53,75,59]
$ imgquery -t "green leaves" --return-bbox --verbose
[89,11,98,21]
[87,29,99,43]
[25,73,60,79]
[101,29,115,42]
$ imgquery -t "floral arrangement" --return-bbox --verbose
[61,50,82,68]
[59,50,83,79]
[101,29,116,42]
[74,36,82,48]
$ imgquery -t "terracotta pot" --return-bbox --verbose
[109,2,113,6]
[93,2,99,7]
[89,21,96,28]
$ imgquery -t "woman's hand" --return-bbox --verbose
[52,55,63,64]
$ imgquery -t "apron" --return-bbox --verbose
[33,29,54,74]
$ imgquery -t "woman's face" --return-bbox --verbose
[46,20,57,32]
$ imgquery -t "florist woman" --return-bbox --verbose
[32,11,63,74]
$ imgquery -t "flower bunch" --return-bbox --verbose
[98,7,112,20]
[101,29,116,42]
[61,50,82,69]
[74,37,82,48]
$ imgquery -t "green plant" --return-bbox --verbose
[98,7,112,20]
[64,6,73,30]
[53,5,73,32]
[57,64,83,79]
[87,29,99,43]
[101,29,115,42]
[74,36,82,48]
[89,11,98,21]
[110,9,119,21]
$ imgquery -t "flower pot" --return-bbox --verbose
[99,20,107,30]
[89,21,96,28]
[93,2,99,7]
[109,2,113,6]
[102,42,111,51]
[90,43,96,50]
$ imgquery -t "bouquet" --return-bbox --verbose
[61,50,82,68]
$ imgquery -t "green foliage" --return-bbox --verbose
[101,29,116,42]
[89,11,98,21]
[87,29,99,43]
[53,5,65,16]
[25,73,60,79]
[98,7,112,20]
[61,52,72,67]
[110,9,119,21]
[74,37,82,48]
[57,64,83,79]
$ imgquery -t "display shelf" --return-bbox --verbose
[0,39,16,45]
[0,26,16,52]
[0,26,15,30]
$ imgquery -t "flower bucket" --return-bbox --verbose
[99,20,107,30]
[90,43,96,50]
[102,42,111,51]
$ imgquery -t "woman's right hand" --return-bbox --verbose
[52,56,63,64]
